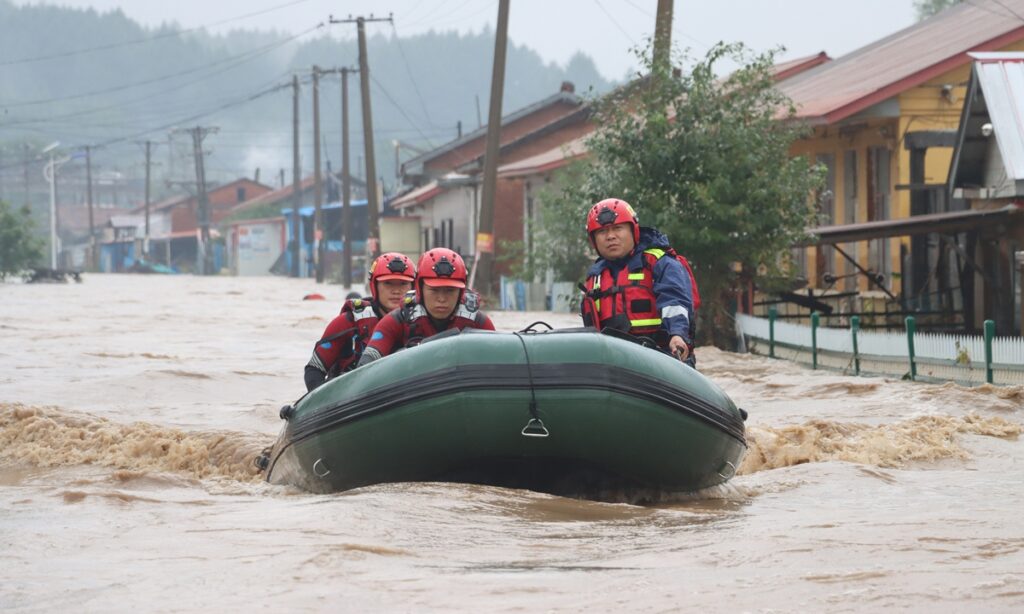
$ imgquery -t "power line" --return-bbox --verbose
[390,22,435,127]
[593,0,637,46]
[1,27,319,128]
[1,27,319,109]
[94,82,290,149]
[369,74,437,149]
[982,0,1024,22]
[0,0,312,67]
[412,0,479,29]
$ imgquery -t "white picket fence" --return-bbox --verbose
[736,313,1024,386]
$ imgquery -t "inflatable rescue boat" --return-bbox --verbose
[260,326,747,499]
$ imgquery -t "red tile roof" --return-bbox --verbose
[778,0,1024,124]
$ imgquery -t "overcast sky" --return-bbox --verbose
[13,0,919,80]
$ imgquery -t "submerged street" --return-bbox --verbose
[1,274,1022,611]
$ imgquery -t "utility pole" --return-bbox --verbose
[85,145,96,271]
[144,140,152,258]
[313,65,325,283]
[474,0,510,296]
[330,13,392,261]
[653,0,674,75]
[291,74,301,278]
[188,126,217,275]
[341,66,354,289]
[22,144,31,209]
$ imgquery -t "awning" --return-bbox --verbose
[798,204,1022,246]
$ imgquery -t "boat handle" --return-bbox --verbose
[312,458,331,478]
[717,461,736,480]
[521,418,550,438]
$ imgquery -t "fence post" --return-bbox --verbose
[768,307,777,358]
[851,315,861,376]
[811,311,819,370]
[984,319,995,384]
[905,316,917,381]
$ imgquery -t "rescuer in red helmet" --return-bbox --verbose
[303,252,416,391]
[580,198,700,367]
[357,247,495,366]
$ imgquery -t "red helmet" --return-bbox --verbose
[416,248,467,301]
[586,198,639,248]
[368,252,416,302]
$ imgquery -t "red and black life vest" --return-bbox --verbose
[396,291,487,347]
[581,247,700,345]
[315,297,382,375]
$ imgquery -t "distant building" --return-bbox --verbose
[128,177,272,272]
[392,83,590,280]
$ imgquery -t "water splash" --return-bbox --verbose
[740,413,1021,474]
[0,403,271,482]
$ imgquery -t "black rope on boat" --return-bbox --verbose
[513,332,549,437]
[518,321,553,333]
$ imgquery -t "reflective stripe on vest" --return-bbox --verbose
[630,318,662,327]
[587,263,660,333]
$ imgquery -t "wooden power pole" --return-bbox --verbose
[341,67,355,289]
[85,145,96,270]
[291,74,302,278]
[474,0,510,296]
[188,126,217,275]
[653,0,674,75]
[144,140,152,258]
[330,14,392,261]
[313,65,324,283]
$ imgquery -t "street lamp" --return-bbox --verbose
[40,142,72,270]
[41,142,60,269]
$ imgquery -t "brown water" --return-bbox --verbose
[2,274,1022,611]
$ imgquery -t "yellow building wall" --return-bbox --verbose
[788,38,1024,295]
[789,118,898,293]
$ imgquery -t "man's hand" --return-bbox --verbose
[668,335,690,361]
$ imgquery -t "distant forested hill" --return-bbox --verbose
[0,0,613,208]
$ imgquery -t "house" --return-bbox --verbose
[779,0,1024,323]
[227,173,371,278]
[133,178,272,271]
[392,83,590,277]
[947,52,1024,334]
[226,217,287,277]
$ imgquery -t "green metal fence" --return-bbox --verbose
[739,312,1024,386]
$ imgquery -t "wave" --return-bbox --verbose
[156,369,212,379]
[0,403,270,482]
[84,352,178,360]
[739,413,1021,475]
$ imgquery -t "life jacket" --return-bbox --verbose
[581,248,699,345]
[315,296,382,375]
[396,290,485,347]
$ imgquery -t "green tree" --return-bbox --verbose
[914,0,961,20]
[531,42,824,346]
[0,200,43,279]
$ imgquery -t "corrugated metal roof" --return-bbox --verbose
[390,181,442,209]
[974,52,1024,180]
[497,134,590,178]
[949,52,1024,196]
[770,52,831,82]
[778,0,1024,124]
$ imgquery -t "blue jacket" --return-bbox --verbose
[586,226,694,341]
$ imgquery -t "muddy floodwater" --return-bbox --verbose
[2,274,1022,611]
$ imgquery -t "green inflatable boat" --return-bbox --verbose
[260,326,747,499]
